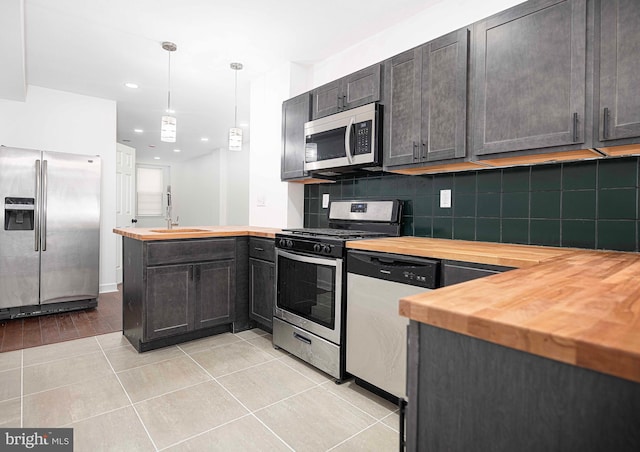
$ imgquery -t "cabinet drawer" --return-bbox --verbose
[147,238,235,266]
[249,237,275,262]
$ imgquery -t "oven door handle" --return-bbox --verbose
[276,249,339,267]
[293,332,312,345]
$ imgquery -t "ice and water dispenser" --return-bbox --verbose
[4,197,35,230]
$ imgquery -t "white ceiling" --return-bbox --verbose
[8,0,444,163]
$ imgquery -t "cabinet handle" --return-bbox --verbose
[412,141,418,160]
[342,95,347,109]
[422,142,427,160]
[254,247,264,252]
[337,95,342,110]
[195,266,200,281]
[572,112,579,142]
[603,107,610,140]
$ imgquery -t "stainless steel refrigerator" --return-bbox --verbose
[0,147,101,319]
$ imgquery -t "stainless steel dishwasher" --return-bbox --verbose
[346,250,439,401]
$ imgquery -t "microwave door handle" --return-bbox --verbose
[344,117,355,163]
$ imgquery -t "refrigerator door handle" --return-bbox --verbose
[35,159,41,251]
[42,159,48,251]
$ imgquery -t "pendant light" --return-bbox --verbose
[161,41,177,143]
[229,62,243,151]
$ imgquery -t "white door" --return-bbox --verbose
[115,143,136,284]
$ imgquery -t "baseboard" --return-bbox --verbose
[99,283,118,294]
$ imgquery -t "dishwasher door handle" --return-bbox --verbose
[379,269,391,275]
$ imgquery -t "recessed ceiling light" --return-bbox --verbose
[173,149,181,153]
[239,122,249,127]
[200,137,209,142]
[153,156,160,160]
[148,144,156,148]
[134,128,143,133]
[122,139,131,143]
[124,82,139,89]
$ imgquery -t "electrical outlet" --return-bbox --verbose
[322,193,330,208]
[440,189,452,208]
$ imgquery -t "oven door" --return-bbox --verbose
[275,249,342,345]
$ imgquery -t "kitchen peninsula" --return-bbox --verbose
[113,226,278,352]
[370,238,640,452]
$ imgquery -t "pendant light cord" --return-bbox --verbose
[234,67,238,128]
[167,51,172,112]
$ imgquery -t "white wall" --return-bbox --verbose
[249,62,312,228]
[0,85,118,293]
[249,0,525,228]
[172,152,221,227]
[221,144,250,225]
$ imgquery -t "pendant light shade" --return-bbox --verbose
[161,115,176,142]
[228,127,242,151]
[229,62,243,151]
[161,41,177,143]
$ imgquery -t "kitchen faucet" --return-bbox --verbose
[166,185,179,229]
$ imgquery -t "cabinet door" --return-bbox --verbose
[195,260,235,329]
[472,0,587,155]
[342,63,382,110]
[422,28,469,162]
[249,258,275,328]
[384,48,422,167]
[281,92,311,181]
[599,0,640,142]
[146,264,193,340]
[311,80,341,119]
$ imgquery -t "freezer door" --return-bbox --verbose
[40,151,101,304]
[0,147,41,309]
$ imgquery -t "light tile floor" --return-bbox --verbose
[0,329,400,451]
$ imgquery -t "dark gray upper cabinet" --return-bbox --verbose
[281,92,311,181]
[311,64,382,119]
[472,0,588,156]
[597,0,640,144]
[384,28,469,168]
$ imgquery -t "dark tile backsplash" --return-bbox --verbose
[304,156,640,252]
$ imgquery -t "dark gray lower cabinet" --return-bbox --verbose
[123,237,237,351]
[406,322,640,451]
[248,237,275,331]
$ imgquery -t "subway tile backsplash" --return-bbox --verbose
[304,156,640,252]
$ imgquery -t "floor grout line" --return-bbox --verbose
[179,343,296,452]
[96,337,160,451]
[20,349,23,428]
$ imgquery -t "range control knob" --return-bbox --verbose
[313,243,321,253]
[286,239,293,248]
[322,245,331,254]
[278,238,286,247]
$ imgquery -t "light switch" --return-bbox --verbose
[440,189,452,208]
[257,194,266,207]
[322,193,330,208]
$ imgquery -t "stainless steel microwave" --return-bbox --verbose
[303,102,381,175]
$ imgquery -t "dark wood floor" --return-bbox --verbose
[0,288,122,353]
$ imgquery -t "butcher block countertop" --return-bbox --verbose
[346,236,574,267]
[113,226,280,241]
[397,247,640,384]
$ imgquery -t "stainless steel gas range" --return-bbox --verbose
[273,199,402,382]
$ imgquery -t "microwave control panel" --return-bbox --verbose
[354,120,373,155]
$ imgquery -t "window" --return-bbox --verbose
[136,165,169,216]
